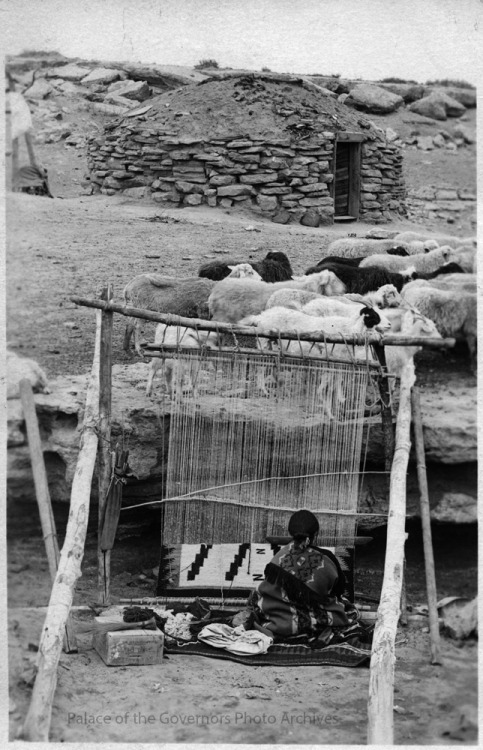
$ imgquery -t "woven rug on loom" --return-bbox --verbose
[164,638,371,668]
[156,543,355,601]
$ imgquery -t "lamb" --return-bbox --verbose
[359,246,451,274]
[221,263,262,280]
[208,270,347,324]
[393,231,476,249]
[145,324,218,397]
[325,237,415,258]
[7,350,51,399]
[198,251,293,282]
[302,284,402,318]
[401,284,477,370]
[304,259,416,293]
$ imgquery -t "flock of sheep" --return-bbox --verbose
[121,230,477,406]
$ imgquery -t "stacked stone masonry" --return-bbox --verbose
[87,126,406,225]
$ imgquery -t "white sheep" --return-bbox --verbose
[239,305,391,415]
[401,284,477,370]
[325,237,415,258]
[343,284,403,309]
[448,245,476,273]
[393,231,476,249]
[301,285,402,319]
[240,304,391,353]
[265,288,323,311]
[384,308,442,381]
[323,307,441,410]
[403,275,476,293]
[359,246,451,273]
[407,239,440,253]
[7,350,51,399]
[225,263,263,280]
[145,324,218,397]
[208,270,347,324]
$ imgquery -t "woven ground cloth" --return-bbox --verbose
[164,637,371,667]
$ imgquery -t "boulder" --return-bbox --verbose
[54,80,89,96]
[103,93,138,109]
[419,385,477,463]
[256,194,278,211]
[432,493,477,523]
[7,351,50,398]
[345,84,404,114]
[216,184,254,198]
[378,82,425,103]
[300,209,320,227]
[385,127,399,143]
[438,597,478,639]
[81,67,124,85]
[47,64,91,81]
[416,135,434,150]
[271,209,291,224]
[409,91,466,120]
[432,133,446,148]
[107,79,151,101]
[11,70,35,89]
[184,193,203,205]
[452,124,475,144]
[364,228,398,239]
[24,78,52,100]
[435,87,476,108]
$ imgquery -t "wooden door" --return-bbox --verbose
[333,141,361,220]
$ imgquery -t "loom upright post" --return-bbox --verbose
[411,386,442,665]
[372,343,409,624]
[372,343,394,473]
[21,308,102,742]
[367,361,415,745]
[19,379,78,653]
[98,284,114,605]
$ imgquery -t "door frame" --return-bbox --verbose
[332,133,363,220]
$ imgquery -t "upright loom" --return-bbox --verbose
[152,336,384,601]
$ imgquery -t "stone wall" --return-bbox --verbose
[406,185,477,227]
[360,140,406,222]
[86,125,406,225]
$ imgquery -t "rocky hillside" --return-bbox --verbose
[7,53,477,232]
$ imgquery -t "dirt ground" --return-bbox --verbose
[6,100,478,744]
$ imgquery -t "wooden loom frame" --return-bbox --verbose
[21,288,452,743]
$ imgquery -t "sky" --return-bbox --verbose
[2,0,482,85]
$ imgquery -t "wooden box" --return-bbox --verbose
[93,629,164,666]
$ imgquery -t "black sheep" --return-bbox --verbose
[417,261,466,279]
[198,251,293,282]
[304,260,413,294]
[309,255,366,268]
[386,247,410,256]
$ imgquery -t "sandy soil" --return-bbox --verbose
[6,98,478,744]
[8,606,478,744]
